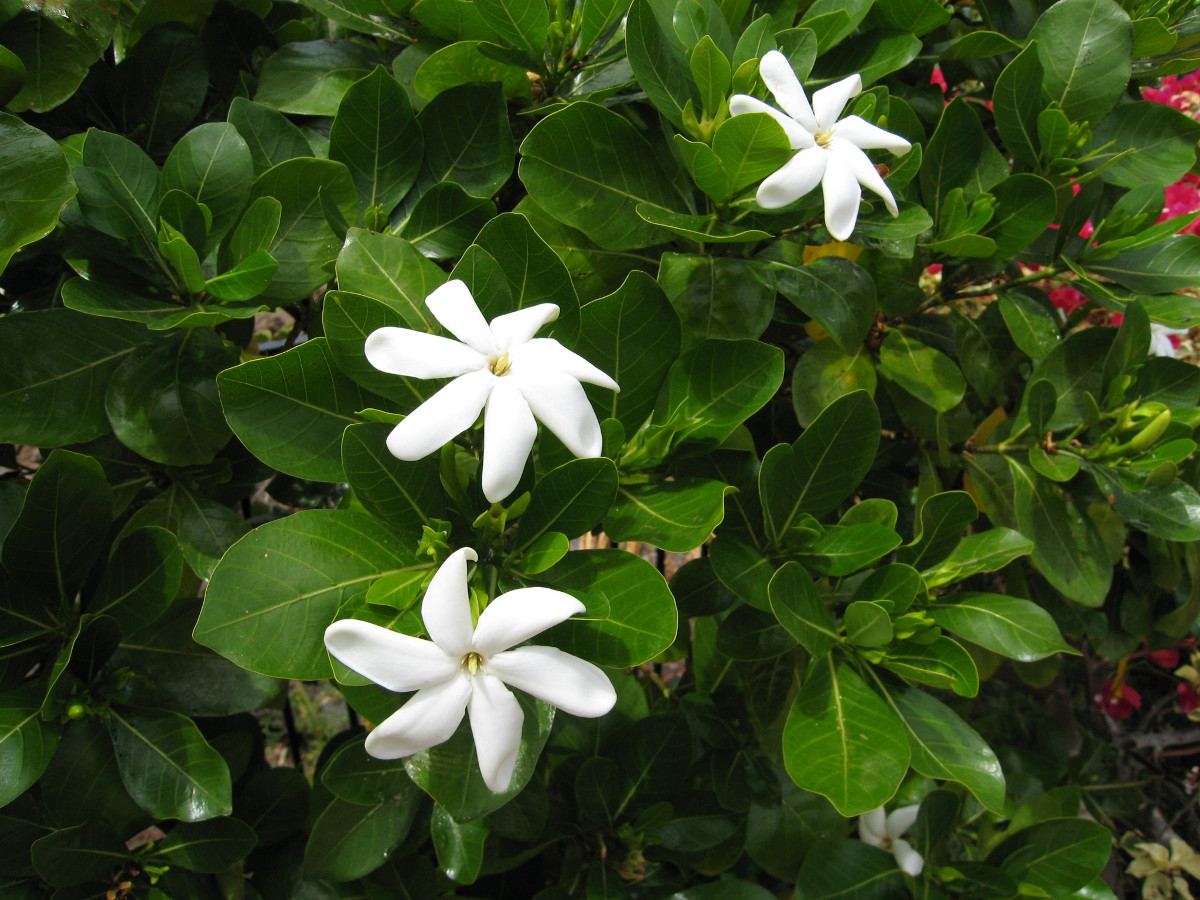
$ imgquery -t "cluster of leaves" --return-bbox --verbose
[3,0,1200,897]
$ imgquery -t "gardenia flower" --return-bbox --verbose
[1150,323,1188,357]
[324,548,617,793]
[730,50,911,240]
[365,279,619,502]
[858,804,924,876]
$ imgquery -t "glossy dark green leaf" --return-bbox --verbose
[40,719,144,832]
[299,0,411,39]
[151,818,258,873]
[783,656,909,816]
[205,250,279,301]
[625,0,697,128]
[0,690,61,807]
[161,122,253,251]
[717,604,798,660]
[987,818,1113,894]
[412,41,532,101]
[89,526,182,633]
[746,780,844,881]
[235,767,310,848]
[336,228,444,332]
[605,478,731,552]
[2,2,115,113]
[920,98,1006,211]
[842,601,893,647]
[760,391,881,545]
[517,458,618,552]
[1088,463,1200,542]
[397,181,496,258]
[255,39,379,115]
[227,98,314,175]
[118,484,249,582]
[30,822,128,888]
[999,293,1059,361]
[791,341,877,429]
[342,423,445,538]
[670,558,737,618]
[473,0,546,63]
[852,564,920,615]
[196,510,426,679]
[983,175,1057,259]
[218,338,373,482]
[613,714,691,813]
[929,593,1074,662]
[768,251,878,354]
[107,707,232,822]
[1029,0,1132,124]
[710,532,773,610]
[520,101,689,251]
[658,254,774,350]
[803,525,902,577]
[883,636,980,697]
[304,792,420,881]
[2,449,111,603]
[0,112,76,273]
[60,277,267,330]
[990,42,1043,168]
[769,563,836,657]
[921,528,1034,587]
[898,491,977,570]
[1090,235,1200,294]
[576,756,621,825]
[431,805,489,884]
[639,205,771,244]
[797,838,906,900]
[321,734,414,805]
[330,67,422,217]
[1088,101,1200,189]
[540,549,677,667]
[878,331,966,412]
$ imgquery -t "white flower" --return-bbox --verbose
[1150,323,1189,357]
[324,547,617,793]
[364,279,619,503]
[858,804,924,876]
[730,50,912,241]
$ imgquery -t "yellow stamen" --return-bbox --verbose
[464,651,483,675]
[489,352,511,376]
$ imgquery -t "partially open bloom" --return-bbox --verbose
[1097,677,1142,720]
[730,50,911,240]
[324,548,617,792]
[858,804,924,876]
[365,280,619,502]
[1150,323,1189,358]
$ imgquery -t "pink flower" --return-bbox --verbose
[930,67,947,93]
[1178,682,1200,714]
[1049,285,1087,314]
[1097,678,1142,720]
[1150,648,1181,669]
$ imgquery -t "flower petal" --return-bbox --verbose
[515,370,603,458]
[472,587,585,656]
[812,74,862,131]
[487,645,617,717]
[891,838,924,877]
[385,369,493,461]
[480,378,537,503]
[833,138,899,216]
[858,806,887,847]
[425,279,496,355]
[759,50,818,131]
[324,619,460,691]
[821,152,863,241]
[885,804,920,839]
[756,146,827,209]
[422,547,478,657]
[364,674,471,759]
[729,94,814,149]
[513,338,620,391]
[468,674,524,792]
[832,115,911,154]
[489,303,560,352]
[364,327,486,380]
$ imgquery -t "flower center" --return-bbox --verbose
[488,352,512,376]
[462,651,484,675]
[815,128,834,148]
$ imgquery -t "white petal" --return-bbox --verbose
[892,838,924,877]
[833,139,899,216]
[812,74,862,131]
[365,675,470,759]
[858,806,887,847]
[363,328,486,380]
[324,619,460,692]
[425,279,496,356]
[515,370,603,458]
[487,645,617,717]
[756,146,827,209]
[821,152,863,241]
[832,115,911,154]
[489,303,560,352]
[729,94,815,149]
[471,587,585,656]
[468,674,524,792]
[385,369,493,461]
[422,547,478,657]
[480,378,537,503]
[512,338,620,391]
[759,50,818,131]
[885,804,921,839]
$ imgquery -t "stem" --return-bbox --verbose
[956,267,1061,298]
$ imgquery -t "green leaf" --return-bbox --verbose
[1016,327,1112,432]
[1029,0,1132,124]
[90,526,183,634]
[304,793,419,881]
[843,601,894,647]
[852,563,919,614]
[1087,464,1200,542]
[151,818,258,874]
[204,250,279,302]
[983,175,1057,259]
[796,838,906,900]
[882,636,980,697]
[613,713,690,812]
[107,707,232,822]
[105,329,238,466]
[196,510,426,679]
[791,341,877,429]
[30,822,128,888]
[1089,235,1200,294]
[636,205,772,244]
[920,98,1005,212]
[987,818,1113,894]
[334,226,445,329]
[0,691,61,807]
[412,40,532,101]
[710,532,774,610]
[40,719,144,833]
[2,1,115,113]
[1087,100,1200,188]
[473,0,547,64]
[410,0,494,41]
[517,458,618,553]
[119,484,249,582]
[297,0,411,39]
[0,113,76,274]
[922,528,1034,588]
[939,30,1022,60]
[759,391,881,544]
[802,525,903,577]
[888,685,1005,812]
[897,490,977,571]
[769,562,838,657]
[877,331,966,412]
[235,768,310,848]
[2,449,111,603]
[397,182,496,258]
[254,39,380,115]
[218,338,373,482]
[716,603,798,660]
[929,593,1074,662]
[999,293,1060,360]
[711,111,793,196]
[767,251,878,354]
[690,36,731,115]
[431,805,489,884]
[540,549,677,667]
[990,44,1043,167]
[161,122,253,252]
[580,0,628,53]
[227,98,314,175]
[605,478,731,552]
[658,254,775,349]
[519,101,689,251]
[342,423,445,539]
[625,0,697,129]
[321,735,414,806]
[330,66,422,218]
[866,0,950,35]
[783,656,910,816]
[1009,460,1112,607]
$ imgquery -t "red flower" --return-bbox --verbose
[930,67,947,93]
[1150,648,1181,669]
[1049,285,1087,314]
[1178,682,1200,714]
[1097,678,1142,720]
